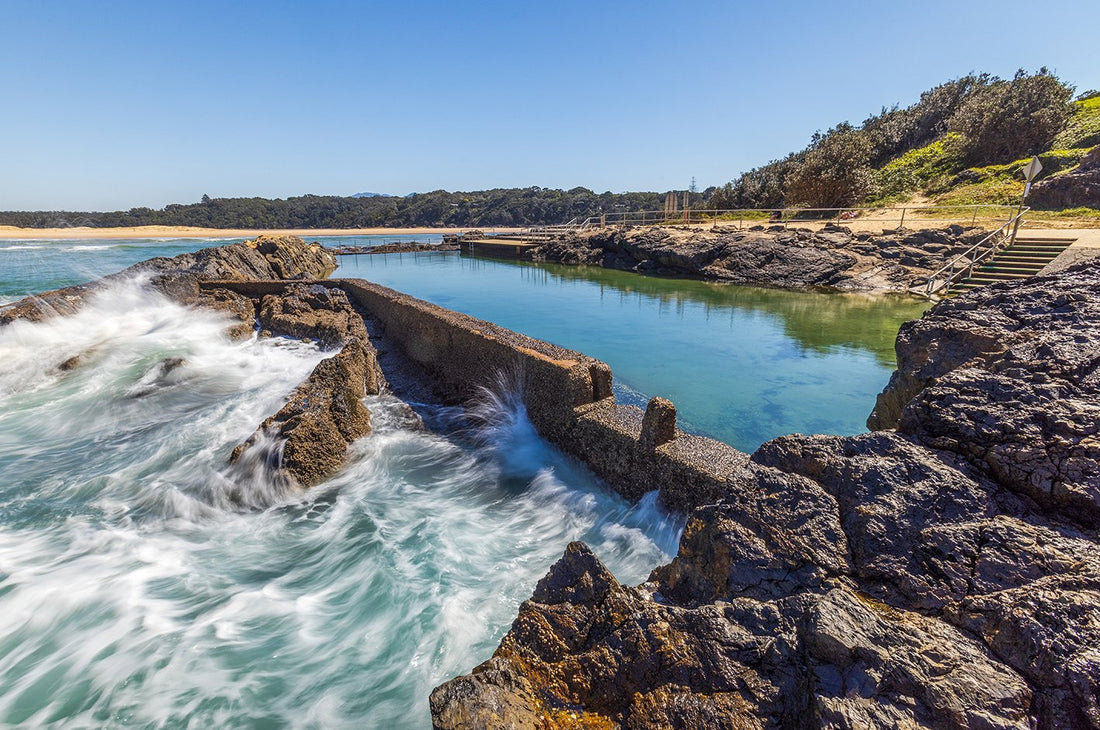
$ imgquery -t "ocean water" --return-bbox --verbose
[0,273,677,727]
[0,236,924,726]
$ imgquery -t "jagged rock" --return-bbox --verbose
[257,283,366,348]
[436,264,1100,730]
[525,226,986,292]
[1029,145,1100,209]
[869,263,1100,528]
[0,235,335,329]
[805,587,1031,730]
[652,465,850,603]
[231,338,381,488]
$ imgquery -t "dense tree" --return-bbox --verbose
[947,69,1074,164]
[785,126,875,208]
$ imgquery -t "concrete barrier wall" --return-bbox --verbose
[201,277,748,512]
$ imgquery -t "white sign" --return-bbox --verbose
[1022,156,1043,182]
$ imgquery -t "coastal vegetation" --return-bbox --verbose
[2,71,1095,232]
[710,70,1099,212]
[0,188,665,230]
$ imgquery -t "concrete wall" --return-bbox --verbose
[201,277,748,513]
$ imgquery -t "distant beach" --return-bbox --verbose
[0,225,521,240]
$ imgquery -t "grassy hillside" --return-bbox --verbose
[880,96,1099,213]
[709,72,1099,217]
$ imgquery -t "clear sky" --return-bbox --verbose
[2,0,1098,210]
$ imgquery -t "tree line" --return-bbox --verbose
[0,188,665,229]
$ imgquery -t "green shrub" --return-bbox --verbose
[1053,96,1100,149]
[786,126,876,208]
[947,69,1074,164]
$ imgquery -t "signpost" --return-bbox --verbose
[1022,156,1043,200]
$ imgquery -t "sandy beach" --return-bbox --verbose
[0,225,522,240]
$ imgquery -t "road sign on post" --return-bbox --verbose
[1022,156,1043,181]
[1021,157,1042,201]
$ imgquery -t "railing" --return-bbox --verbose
[918,207,1029,298]
[513,217,588,241]
[581,205,1022,231]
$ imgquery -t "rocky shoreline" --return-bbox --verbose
[431,263,1100,729]
[4,235,1097,727]
[1,235,387,496]
[520,224,990,292]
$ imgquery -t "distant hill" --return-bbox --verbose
[351,192,392,198]
[707,70,1099,215]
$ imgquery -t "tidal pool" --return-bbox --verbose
[334,251,928,451]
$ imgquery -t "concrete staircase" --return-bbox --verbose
[948,236,1074,294]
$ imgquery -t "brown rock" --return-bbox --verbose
[257,283,366,348]
[230,338,381,489]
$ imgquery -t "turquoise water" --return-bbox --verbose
[0,235,440,303]
[334,252,927,451]
[0,273,676,727]
[0,236,924,727]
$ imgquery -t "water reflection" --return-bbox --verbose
[334,252,928,451]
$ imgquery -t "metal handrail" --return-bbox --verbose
[581,204,1021,230]
[919,207,1029,297]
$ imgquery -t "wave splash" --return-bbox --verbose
[0,282,682,727]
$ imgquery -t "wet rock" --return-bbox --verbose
[0,235,335,329]
[437,264,1100,729]
[230,338,381,488]
[257,283,366,348]
[0,283,94,326]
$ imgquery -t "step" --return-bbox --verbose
[990,259,1056,268]
[1013,238,1076,244]
[983,257,1049,267]
[977,264,1045,273]
[1000,247,1063,254]
[995,253,1060,261]
[966,274,1033,283]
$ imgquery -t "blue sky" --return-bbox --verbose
[2,0,1097,210]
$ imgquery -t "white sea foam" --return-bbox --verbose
[0,280,681,727]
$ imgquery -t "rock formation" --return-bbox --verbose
[230,283,384,488]
[432,262,1100,729]
[1029,145,1100,210]
[0,234,335,331]
[0,236,380,494]
[525,224,988,292]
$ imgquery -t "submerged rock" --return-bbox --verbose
[433,263,1100,730]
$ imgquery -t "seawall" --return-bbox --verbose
[201,277,749,513]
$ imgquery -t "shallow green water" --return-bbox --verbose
[335,252,927,451]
